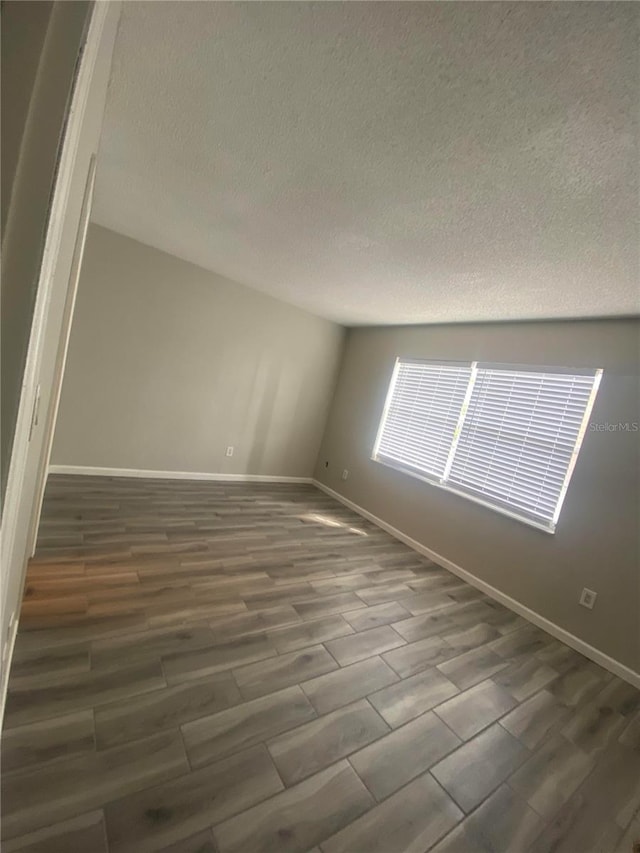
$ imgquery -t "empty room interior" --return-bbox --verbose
[2,2,640,852]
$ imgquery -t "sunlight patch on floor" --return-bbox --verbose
[298,512,368,537]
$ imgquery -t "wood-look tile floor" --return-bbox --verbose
[2,475,639,853]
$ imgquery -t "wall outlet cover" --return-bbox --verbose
[225,446,234,457]
[579,588,597,610]
[3,610,16,663]
[342,469,349,480]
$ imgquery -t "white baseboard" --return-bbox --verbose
[313,480,640,690]
[49,464,313,485]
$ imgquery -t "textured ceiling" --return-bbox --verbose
[93,2,639,325]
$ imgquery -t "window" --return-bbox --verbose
[373,359,602,532]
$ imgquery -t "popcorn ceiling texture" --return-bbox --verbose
[92,2,639,326]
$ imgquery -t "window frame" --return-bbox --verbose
[371,358,602,534]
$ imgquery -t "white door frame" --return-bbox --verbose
[29,155,98,556]
[0,2,120,718]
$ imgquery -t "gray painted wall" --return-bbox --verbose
[314,320,640,673]
[52,225,345,478]
[1,1,53,237]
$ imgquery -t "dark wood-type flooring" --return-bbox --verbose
[2,475,639,852]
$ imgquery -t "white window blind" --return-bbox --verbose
[373,359,601,532]
[448,367,600,527]
[374,360,473,479]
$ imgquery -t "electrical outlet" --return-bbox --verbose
[3,611,16,664]
[579,588,597,610]
[225,446,234,457]
[342,469,349,480]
